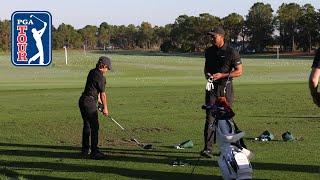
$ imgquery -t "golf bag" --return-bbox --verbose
[209,97,253,180]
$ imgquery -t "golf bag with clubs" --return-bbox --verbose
[204,97,253,180]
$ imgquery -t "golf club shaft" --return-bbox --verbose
[131,138,143,146]
[223,68,234,95]
[107,115,139,145]
[107,115,125,130]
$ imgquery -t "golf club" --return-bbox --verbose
[99,108,153,150]
[223,68,233,96]
[107,115,125,130]
[30,14,46,24]
[130,137,153,149]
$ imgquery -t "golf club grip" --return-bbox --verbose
[108,116,125,130]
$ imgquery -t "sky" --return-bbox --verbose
[1,0,319,29]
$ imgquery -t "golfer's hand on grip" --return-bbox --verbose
[212,73,223,81]
[103,107,109,116]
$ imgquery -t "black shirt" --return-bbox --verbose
[311,48,320,68]
[204,43,241,84]
[82,68,106,100]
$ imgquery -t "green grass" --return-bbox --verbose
[0,50,319,179]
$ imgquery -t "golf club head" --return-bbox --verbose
[143,144,153,150]
[130,138,153,150]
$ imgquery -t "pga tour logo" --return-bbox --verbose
[11,11,52,66]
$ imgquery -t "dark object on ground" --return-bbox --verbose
[255,130,274,141]
[200,150,213,158]
[90,150,106,160]
[172,157,189,166]
[282,131,294,141]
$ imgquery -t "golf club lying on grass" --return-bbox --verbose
[107,115,153,150]
[98,103,153,150]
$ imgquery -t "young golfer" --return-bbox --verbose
[79,56,111,159]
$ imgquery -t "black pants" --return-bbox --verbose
[203,82,234,152]
[79,95,99,153]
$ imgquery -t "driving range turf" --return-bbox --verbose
[0,51,319,179]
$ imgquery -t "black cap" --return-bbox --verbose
[98,56,112,70]
[207,26,225,36]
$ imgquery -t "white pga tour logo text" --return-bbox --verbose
[16,19,34,61]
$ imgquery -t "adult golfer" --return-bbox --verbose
[79,56,111,159]
[309,48,320,107]
[201,26,243,158]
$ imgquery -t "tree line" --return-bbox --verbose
[0,2,319,53]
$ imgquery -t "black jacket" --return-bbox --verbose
[204,43,241,84]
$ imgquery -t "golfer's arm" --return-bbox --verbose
[98,93,102,104]
[309,68,320,96]
[231,64,242,78]
[99,92,108,110]
[221,64,243,78]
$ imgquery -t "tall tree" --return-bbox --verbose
[158,24,175,52]
[97,22,111,49]
[222,13,244,46]
[137,22,154,49]
[79,25,98,49]
[52,23,82,49]
[297,4,318,52]
[170,15,193,52]
[112,25,128,49]
[170,14,221,52]
[196,13,221,50]
[246,2,274,52]
[0,20,10,51]
[316,10,320,47]
[277,3,302,51]
[152,26,168,49]
[125,24,138,49]
[239,22,250,53]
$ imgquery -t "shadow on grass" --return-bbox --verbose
[0,142,318,177]
[0,167,77,180]
[249,115,320,119]
[0,142,79,151]
[105,147,200,154]
[0,160,218,180]
[249,115,320,123]
[0,149,215,167]
[0,142,198,154]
